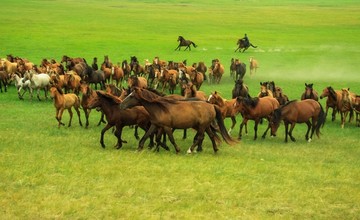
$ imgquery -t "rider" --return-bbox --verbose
[241,33,250,47]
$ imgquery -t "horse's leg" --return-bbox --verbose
[134,125,140,140]
[253,119,260,140]
[182,129,187,139]
[100,123,113,148]
[97,112,106,126]
[331,107,336,121]
[284,122,289,142]
[75,107,82,127]
[154,128,170,151]
[163,127,180,153]
[261,120,271,139]
[83,108,90,128]
[56,108,66,127]
[238,118,248,140]
[304,120,312,141]
[205,127,219,153]
[228,116,236,134]
[67,108,73,127]
[138,124,157,151]
[288,123,297,142]
[114,126,124,149]
[37,88,41,101]
[340,112,345,128]
[188,131,204,154]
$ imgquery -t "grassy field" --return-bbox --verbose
[1,0,360,219]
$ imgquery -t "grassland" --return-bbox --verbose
[1,0,360,219]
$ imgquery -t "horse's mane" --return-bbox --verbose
[52,86,64,95]
[327,86,337,101]
[97,90,122,105]
[244,97,259,108]
[137,88,177,105]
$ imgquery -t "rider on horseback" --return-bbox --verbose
[241,34,250,47]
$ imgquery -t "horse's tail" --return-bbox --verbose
[250,43,257,48]
[315,102,326,138]
[191,42,197,48]
[214,105,237,145]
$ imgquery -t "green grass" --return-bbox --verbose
[1,0,360,219]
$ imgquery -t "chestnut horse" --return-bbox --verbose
[234,96,280,140]
[208,91,239,134]
[87,90,155,149]
[270,99,326,142]
[175,36,197,51]
[339,88,355,128]
[120,88,236,154]
[49,86,82,128]
[319,86,342,121]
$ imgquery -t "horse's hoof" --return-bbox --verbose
[307,138,312,143]
[187,148,192,154]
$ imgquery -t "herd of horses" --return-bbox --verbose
[1,53,359,154]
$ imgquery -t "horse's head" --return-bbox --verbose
[270,109,282,137]
[120,87,143,109]
[207,91,223,105]
[80,83,91,96]
[177,36,183,42]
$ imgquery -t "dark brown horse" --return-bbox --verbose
[270,99,326,142]
[231,79,250,99]
[175,36,197,51]
[301,83,319,101]
[234,38,257,53]
[119,88,236,154]
[234,96,280,140]
[87,90,154,149]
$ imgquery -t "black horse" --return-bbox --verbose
[234,38,257,53]
[232,79,250,99]
[175,36,197,51]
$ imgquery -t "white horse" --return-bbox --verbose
[10,73,31,99]
[23,70,51,101]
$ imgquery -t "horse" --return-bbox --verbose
[23,70,51,101]
[249,57,258,75]
[188,69,204,90]
[84,69,106,90]
[257,81,274,98]
[234,96,280,140]
[210,59,224,84]
[319,86,342,121]
[270,99,326,142]
[234,38,257,53]
[235,61,246,80]
[112,64,124,87]
[119,88,236,154]
[339,88,355,128]
[353,95,360,127]
[175,36,197,51]
[63,71,82,95]
[100,62,112,84]
[127,75,148,89]
[230,58,237,78]
[49,86,82,128]
[301,83,319,101]
[0,71,9,93]
[183,84,207,101]
[274,86,289,106]
[231,79,250,99]
[79,83,105,128]
[121,60,131,79]
[10,73,31,99]
[87,90,155,150]
[208,91,239,134]
[1,59,18,75]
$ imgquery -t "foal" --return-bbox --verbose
[49,86,82,128]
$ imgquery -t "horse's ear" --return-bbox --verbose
[348,88,350,91]
[305,83,307,87]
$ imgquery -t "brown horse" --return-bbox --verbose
[301,83,319,101]
[188,69,204,90]
[79,83,106,128]
[270,99,326,142]
[49,86,82,128]
[119,88,236,154]
[234,96,280,140]
[127,75,148,89]
[319,86,342,121]
[209,59,224,84]
[87,90,154,149]
[183,84,207,101]
[234,38,257,53]
[257,81,274,98]
[208,91,239,134]
[339,88,355,128]
[175,36,197,51]
[274,86,289,105]
[112,64,124,87]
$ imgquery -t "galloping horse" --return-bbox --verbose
[120,88,236,154]
[339,88,355,128]
[235,61,246,80]
[270,99,326,142]
[175,36,197,51]
[234,38,257,53]
[274,86,289,106]
[49,86,82,128]
[234,96,280,140]
[209,59,224,84]
[257,81,274,98]
[127,75,148,89]
[319,86,342,121]
[301,83,319,101]
[87,90,154,150]
[208,91,239,134]
[183,84,207,101]
[249,57,258,75]
[232,79,250,99]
